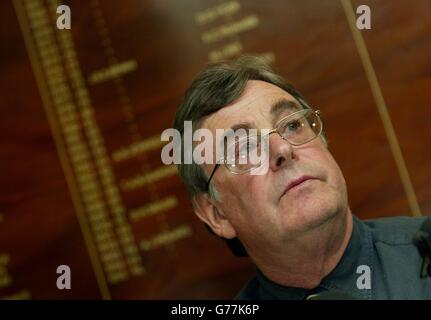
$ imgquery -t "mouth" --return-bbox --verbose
[281,175,317,198]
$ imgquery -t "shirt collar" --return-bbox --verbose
[256,215,373,300]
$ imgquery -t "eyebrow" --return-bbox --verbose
[217,98,303,147]
[229,122,253,132]
[270,98,302,123]
[218,122,252,149]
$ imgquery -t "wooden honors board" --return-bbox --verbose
[0,0,430,299]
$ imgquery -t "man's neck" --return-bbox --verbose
[253,209,353,289]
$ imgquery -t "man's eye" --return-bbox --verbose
[233,138,258,157]
[237,141,252,155]
[286,120,302,132]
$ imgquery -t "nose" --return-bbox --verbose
[268,132,296,171]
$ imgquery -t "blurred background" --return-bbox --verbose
[0,0,430,299]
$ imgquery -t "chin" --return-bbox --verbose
[281,194,344,235]
[307,206,339,231]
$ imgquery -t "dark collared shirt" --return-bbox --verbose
[236,215,431,299]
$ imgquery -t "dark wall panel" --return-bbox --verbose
[0,0,429,299]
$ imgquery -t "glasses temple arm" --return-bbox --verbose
[206,163,220,191]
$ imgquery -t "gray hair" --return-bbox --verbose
[173,55,322,256]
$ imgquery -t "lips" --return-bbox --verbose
[282,175,317,197]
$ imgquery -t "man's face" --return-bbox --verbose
[201,80,349,251]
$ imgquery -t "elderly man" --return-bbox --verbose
[173,56,431,299]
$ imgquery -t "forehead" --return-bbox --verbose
[202,80,300,131]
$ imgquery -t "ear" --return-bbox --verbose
[192,193,237,239]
